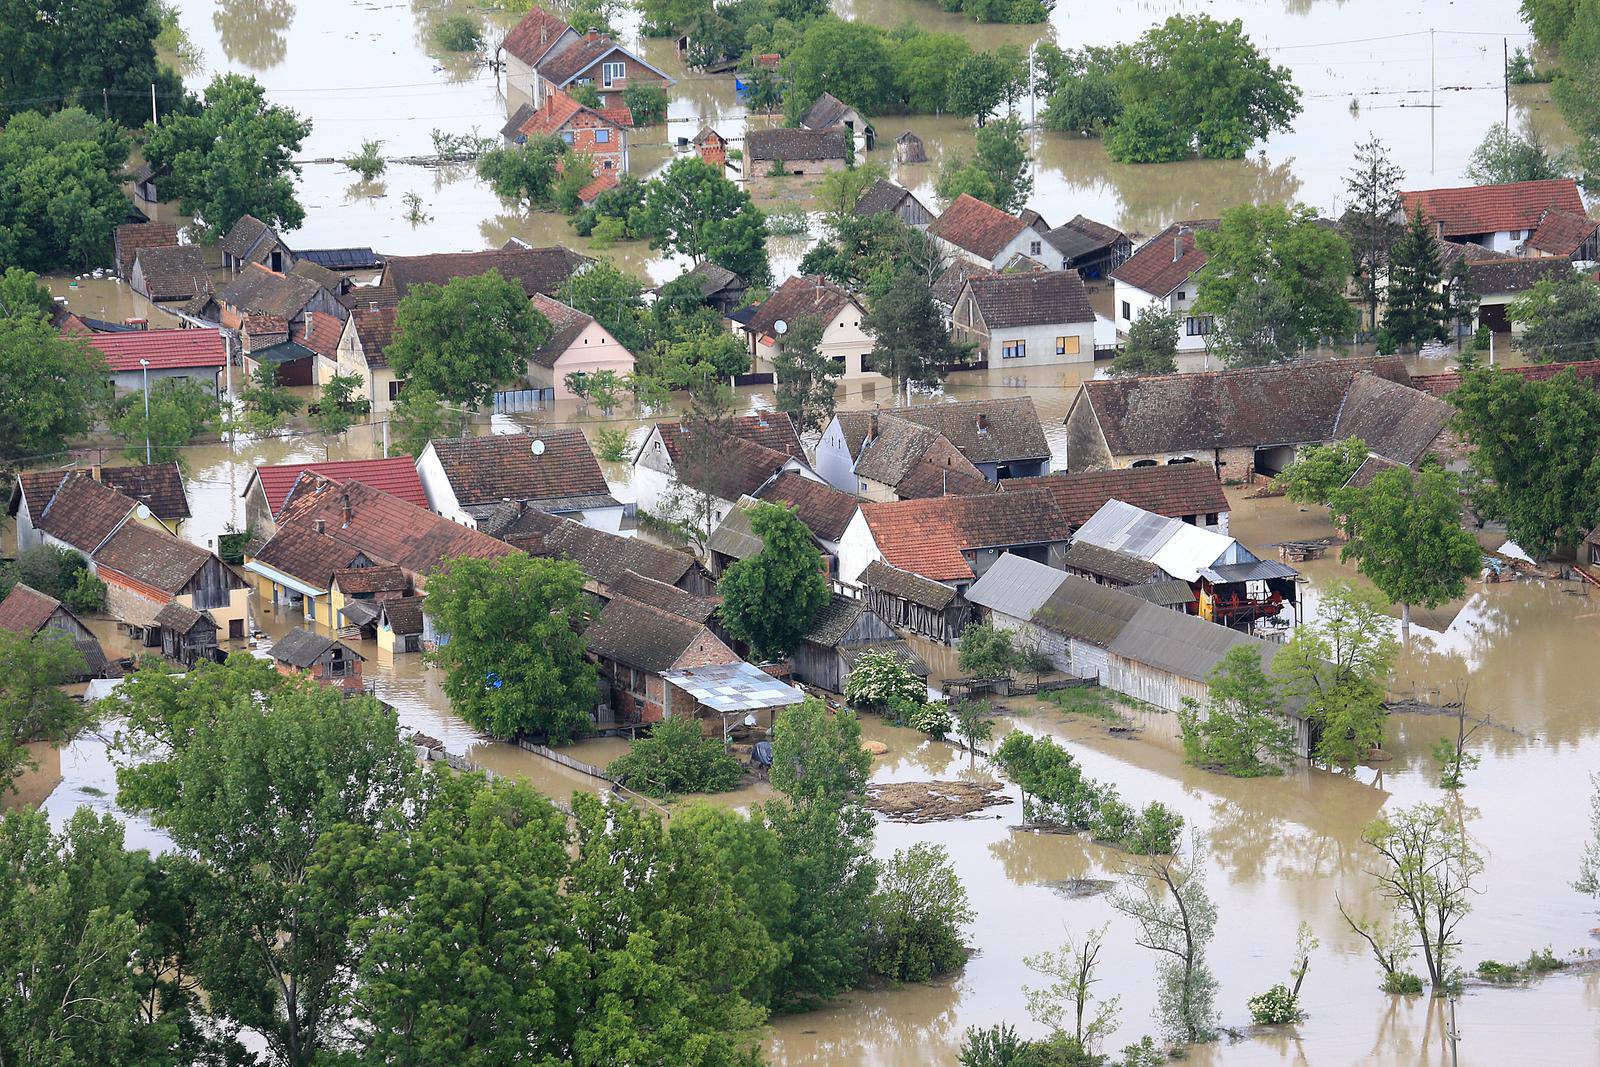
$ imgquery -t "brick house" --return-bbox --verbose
[269,627,365,694]
[583,594,740,724]
[533,28,674,110]
[693,126,727,169]
[512,87,632,173]
[744,127,848,185]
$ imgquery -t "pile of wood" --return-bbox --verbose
[866,780,1009,823]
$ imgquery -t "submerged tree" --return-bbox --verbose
[772,313,842,437]
[0,630,90,792]
[1341,136,1406,332]
[1178,645,1295,776]
[1024,925,1121,1054]
[1381,208,1449,352]
[1110,841,1219,1045]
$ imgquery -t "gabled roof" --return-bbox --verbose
[12,471,136,553]
[799,92,854,130]
[755,470,858,542]
[1467,256,1576,295]
[584,595,715,673]
[383,247,590,300]
[928,194,1028,261]
[249,521,363,591]
[1331,373,1455,466]
[346,304,397,368]
[428,429,609,506]
[887,397,1051,464]
[745,127,848,162]
[607,569,717,624]
[1075,356,1412,456]
[964,552,1069,621]
[577,172,618,205]
[249,458,427,515]
[1002,465,1230,528]
[537,34,673,86]
[744,275,859,338]
[1063,540,1165,585]
[153,599,210,634]
[115,221,178,277]
[271,627,360,668]
[93,522,215,594]
[1525,208,1598,257]
[1400,179,1584,238]
[1072,499,1242,583]
[502,510,697,587]
[289,258,343,292]
[860,559,957,609]
[803,593,867,647]
[705,498,767,562]
[302,311,345,359]
[674,260,742,299]
[0,583,67,634]
[853,178,923,218]
[332,564,407,594]
[1343,453,1406,490]
[379,595,426,635]
[1043,215,1126,262]
[654,411,804,462]
[681,434,795,502]
[220,214,279,260]
[133,246,213,301]
[1107,600,1278,683]
[502,4,573,66]
[81,327,227,373]
[860,490,1069,582]
[1034,573,1147,648]
[1111,220,1218,297]
[963,270,1094,329]
[97,463,191,520]
[216,265,325,320]
[931,260,995,308]
[854,419,947,487]
[893,457,998,501]
[516,88,625,141]
[527,293,599,368]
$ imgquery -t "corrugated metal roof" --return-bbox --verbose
[964,553,1068,620]
[662,662,806,713]
[706,498,764,561]
[1126,579,1198,607]
[1074,499,1241,583]
[1203,561,1300,583]
[1107,602,1279,683]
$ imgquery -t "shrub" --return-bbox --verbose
[993,733,1106,830]
[765,207,810,236]
[1090,796,1136,844]
[844,649,927,712]
[867,842,973,982]
[0,544,106,614]
[959,1024,1026,1067]
[606,715,743,797]
[590,217,627,247]
[432,12,482,53]
[568,82,603,108]
[1247,983,1301,1025]
[958,622,1019,679]
[1382,970,1424,995]
[1127,801,1184,855]
[341,139,386,181]
[909,702,952,740]
[595,426,631,461]
[623,83,669,125]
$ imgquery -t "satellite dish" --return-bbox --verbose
[135,503,151,520]
[531,439,546,456]
[773,319,788,335]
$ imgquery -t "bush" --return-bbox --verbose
[993,733,1106,830]
[844,649,926,712]
[1090,796,1136,844]
[1247,983,1301,1025]
[623,83,669,125]
[958,623,1019,679]
[590,217,627,247]
[909,702,952,740]
[606,715,744,797]
[1382,970,1424,995]
[432,13,482,53]
[341,139,386,181]
[568,82,603,108]
[0,544,106,614]
[960,1024,1027,1067]
[867,842,973,982]
[595,426,631,461]
[1127,801,1184,855]
[765,207,810,236]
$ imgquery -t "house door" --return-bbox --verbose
[229,618,245,640]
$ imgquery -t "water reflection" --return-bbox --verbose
[212,0,294,70]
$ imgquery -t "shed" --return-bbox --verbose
[155,600,219,668]
[962,553,1072,671]
[270,626,365,692]
[894,130,926,164]
[0,583,108,679]
[660,661,806,740]
[792,593,926,694]
[860,559,968,643]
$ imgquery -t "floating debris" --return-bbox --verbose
[867,780,1010,823]
[1039,877,1115,899]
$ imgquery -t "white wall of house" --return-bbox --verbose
[1114,280,1211,352]
[334,317,401,413]
[414,445,468,524]
[813,416,860,493]
[835,511,882,586]
[524,320,635,399]
[976,320,1096,369]
[754,303,881,380]
[110,366,221,396]
[569,503,626,533]
[938,229,1042,272]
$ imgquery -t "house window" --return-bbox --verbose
[602,61,626,86]
[1509,229,1523,241]
[1030,240,1041,256]
[1185,316,1213,336]
[1175,290,1186,301]
[1121,300,1131,320]
[1002,339,1026,359]
[1205,512,1219,526]
[1055,335,1080,356]
[388,379,404,401]
[561,130,575,145]
[595,128,611,144]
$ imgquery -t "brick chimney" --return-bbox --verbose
[1174,225,1192,263]
[869,404,880,441]
[341,492,352,527]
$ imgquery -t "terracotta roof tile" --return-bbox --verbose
[0,583,63,634]
[964,270,1094,329]
[536,35,616,84]
[755,471,858,541]
[380,595,426,635]
[931,261,995,308]
[577,172,619,204]
[250,522,362,590]
[1002,465,1229,527]
[888,397,1051,464]
[1409,359,1600,397]
[332,564,408,594]
[500,510,696,587]
[93,522,213,594]
[302,311,345,359]
[1400,179,1584,239]
[250,458,427,515]
[1466,256,1578,295]
[527,293,596,369]
[428,429,609,506]
[1525,208,1598,257]
[502,4,572,66]
[348,305,396,368]
[744,276,859,338]
[929,194,1028,261]
[655,411,804,462]
[19,472,136,552]
[584,594,716,673]
[860,490,1069,582]
[79,327,226,373]
[1331,373,1455,466]
[383,247,590,300]
[97,463,191,520]
[220,215,275,260]
[1111,220,1218,297]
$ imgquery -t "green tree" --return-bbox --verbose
[389,269,551,407]
[608,715,744,797]
[765,699,876,1006]
[1450,367,1600,554]
[1341,136,1406,331]
[946,50,1017,125]
[815,159,889,226]
[1381,208,1449,352]
[936,118,1033,214]
[311,370,368,437]
[0,318,107,464]
[867,842,973,982]
[1105,15,1300,163]
[389,384,467,458]
[1331,463,1482,631]
[1039,46,1123,134]
[1508,270,1600,363]
[0,109,130,271]
[0,267,54,322]
[718,502,830,661]
[1109,844,1218,1045]
[0,630,90,792]
[645,324,749,389]
[1024,925,1120,1054]
[476,135,567,208]
[143,73,312,240]
[1275,436,1370,506]
[1273,581,1399,770]
[1112,308,1179,376]
[0,543,106,613]
[0,808,160,1065]
[115,671,417,1067]
[623,83,669,125]
[1463,122,1568,185]
[423,553,597,742]
[238,361,303,433]
[111,377,220,464]
[1578,773,1600,901]
[1179,645,1295,777]
[336,771,574,1065]
[863,268,959,399]
[993,732,1111,830]
[1206,276,1302,368]
[0,0,174,128]
[559,258,648,353]
[890,29,972,115]
[1195,203,1355,356]
[957,622,1019,678]
[772,314,842,436]
[787,18,896,116]
[1549,0,1600,187]
[636,157,771,285]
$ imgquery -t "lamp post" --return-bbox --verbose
[139,357,151,464]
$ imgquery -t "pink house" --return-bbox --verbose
[525,292,635,401]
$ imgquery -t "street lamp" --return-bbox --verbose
[139,357,151,464]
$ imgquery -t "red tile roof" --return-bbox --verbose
[302,311,345,359]
[861,490,1069,583]
[928,194,1029,261]
[502,4,572,66]
[1111,220,1218,297]
[1003,465,1230,527]
[13,471,137,553]
[114,222,178,278]
[81,328,226,372]
[756,471,859,542]
[577,172,619,204]
[655,412,805,464]
[1525,207,1598,257]
[428,429,609,506]
[1400,179,1584,239]
[1409,359,1600,397]
[744,276,859,339]
[0,583,63,634]
[250,457,428,516]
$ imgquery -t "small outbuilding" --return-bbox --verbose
[270,627,365,693]
[792,593,927,694]
[894,130,926,164]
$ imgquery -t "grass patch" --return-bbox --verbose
[1044,686,1146,723]
[1477,947,1566,983]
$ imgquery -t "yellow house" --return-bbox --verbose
[375,595,425,654]
[333,303,402,413]
[91,522,252,642]
[242,518,377,631]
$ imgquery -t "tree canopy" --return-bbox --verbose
[1341,136,1406,331]
[1463,122,1568,185]
[636,157,771,285]
[935,118,1033,214]
[863,268,960,397]
[0,629,91,792]
[143,73,312,240]
[1507,270,1600,363]
[718,502,830,661]
[1381,208,1449,352]
[1112,308,1179,376]
[0,313,107,465]
[0,0,179,128]
[772,314,842,436]
[0,109,130,271]
[388,269,551,407]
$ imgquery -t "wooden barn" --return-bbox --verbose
[860,560,969,644]
[894,130,927,164]
[792,593,928,694]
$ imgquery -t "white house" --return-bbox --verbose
[500,6,580,102]
[631,413,817,535]
[927,194,1049,271]
[952,270,1096,368]
[1400,178,1586,256]
[332,305,401,413]
[415,429,623,532]
[740,275,881,380]
[814,398,1053,496]
[1110,220,1219,353]
[80,328,228,396]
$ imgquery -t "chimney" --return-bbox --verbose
[341,491,352,527]
[369,301,379,312]
[89,463,102,481]
[976,412,988,433]
[315,518,326,534]
[586,27,599,40]
[1173,230,1184,262]
[869,404,880,440]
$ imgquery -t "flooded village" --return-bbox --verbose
[5,0,1600,1064]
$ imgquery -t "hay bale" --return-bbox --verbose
[860,739,889,756]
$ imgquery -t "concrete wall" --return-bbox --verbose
[1113,280,1210,352]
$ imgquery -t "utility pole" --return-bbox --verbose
[150,83,157,126]
[1429,29,1436,174]
[1504,37,1510,129]
[1447,995,1460,1067]
[139,358,152,464]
